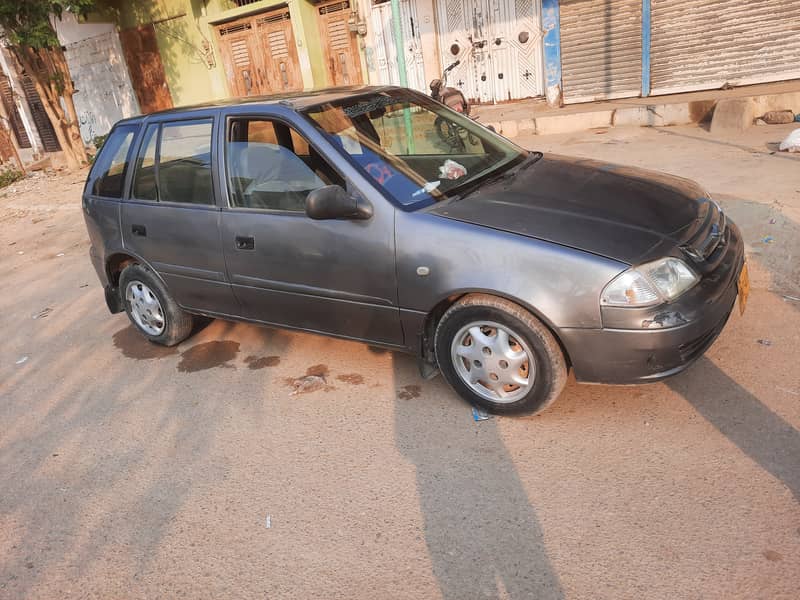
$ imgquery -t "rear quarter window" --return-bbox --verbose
[87,124,138,198]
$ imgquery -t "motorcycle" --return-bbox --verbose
[430,61,473,151]
[430,60,491,151]
[429,60,470,116]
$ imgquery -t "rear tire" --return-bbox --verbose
[434,294,567,415]
[119,263,194,347]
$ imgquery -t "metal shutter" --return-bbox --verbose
[21,77,61,153]
[560,0,642,104]
[651,0,800,95]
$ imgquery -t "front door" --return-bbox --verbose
[435,0,545,103]
[318,0,364,86]
[216,9,303,97]
[122,115,237,314]
[218,114,402,346]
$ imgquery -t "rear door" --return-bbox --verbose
[218,109,402,346]
[121,111,237,315]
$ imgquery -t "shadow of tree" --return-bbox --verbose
[668,357,800,502]
[393,354,563,599]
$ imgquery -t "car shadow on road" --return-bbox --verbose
[393,354,563,600]
[668,357,800,502]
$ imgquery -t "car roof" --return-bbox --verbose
[116,85,407,125]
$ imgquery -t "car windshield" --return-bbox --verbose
[302,89,527,209]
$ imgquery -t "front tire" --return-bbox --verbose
[119,263,194,346]
[434,294,567,415]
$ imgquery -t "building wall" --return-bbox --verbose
[290,0,328,89]
[0,49,43,162]
[114,0,221,106]
[362,0,440,92]
[113,0,339,107]
[416,0,441,87]
[54,12,140,142]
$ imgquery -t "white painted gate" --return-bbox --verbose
[371,0,427,93]
[435,0,544,103]
[64,31,140,142]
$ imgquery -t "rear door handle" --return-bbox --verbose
[131,224,146,237]
[235,235,255,250]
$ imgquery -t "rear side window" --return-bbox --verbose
[132,124,158,200]
[131,118,215,205]
[88,124,137,198]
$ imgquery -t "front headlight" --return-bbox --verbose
[601,257,700,307]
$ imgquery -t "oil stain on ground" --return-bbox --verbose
[113,326,178,360]
[397,384,422,400]
[177,341,240,373]
[284,364,333,395]
[763,550,783,562]
[336,373,365,385]
[244,355,281,370]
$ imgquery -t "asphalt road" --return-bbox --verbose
[1,123,798,599]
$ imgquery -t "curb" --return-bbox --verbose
[484,91,800,138]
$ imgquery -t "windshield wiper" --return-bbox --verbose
[448,151,543,201]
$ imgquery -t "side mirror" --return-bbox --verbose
[305,185,373,220]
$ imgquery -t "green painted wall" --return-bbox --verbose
[112,0,218,106]
[294,0,329,88]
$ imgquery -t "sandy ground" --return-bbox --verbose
[1,124,798,599]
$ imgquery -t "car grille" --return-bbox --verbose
[682,201,728,266]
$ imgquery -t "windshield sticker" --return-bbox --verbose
[412,181,442,198]
[342,95,404,118]
[439,159,467,180]
[339,134,362,155]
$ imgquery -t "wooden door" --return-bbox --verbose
[216,9,303,97]
[254,10,303,93]
[119,25,173,113]
[0,74,31,148]
[216,20,261,97]
[318,0,363,86]
[21,77,61,152]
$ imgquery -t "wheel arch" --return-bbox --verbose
[105,250,163,288]
[420,289,572,369]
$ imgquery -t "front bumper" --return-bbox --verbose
[560,222,745,384]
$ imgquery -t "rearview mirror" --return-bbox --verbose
[305,185,373,220]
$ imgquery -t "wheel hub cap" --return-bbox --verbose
[450,321,535,403]
[125,280,165,336]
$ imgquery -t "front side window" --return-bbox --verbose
[303,90,527,209]
[88,124,137,198]
[226,118,344,211]
[130,119,215,205]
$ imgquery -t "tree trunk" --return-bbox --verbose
[51,48,86,161]
[13,47,86,170]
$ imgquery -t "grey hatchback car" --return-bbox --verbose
[83,86,747,415]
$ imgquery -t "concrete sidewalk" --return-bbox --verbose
[473,79,800,138]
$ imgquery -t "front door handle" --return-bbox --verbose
[235,235,255,250]
[131,224,146,237]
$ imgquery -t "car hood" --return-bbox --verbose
[429,154,712,265]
